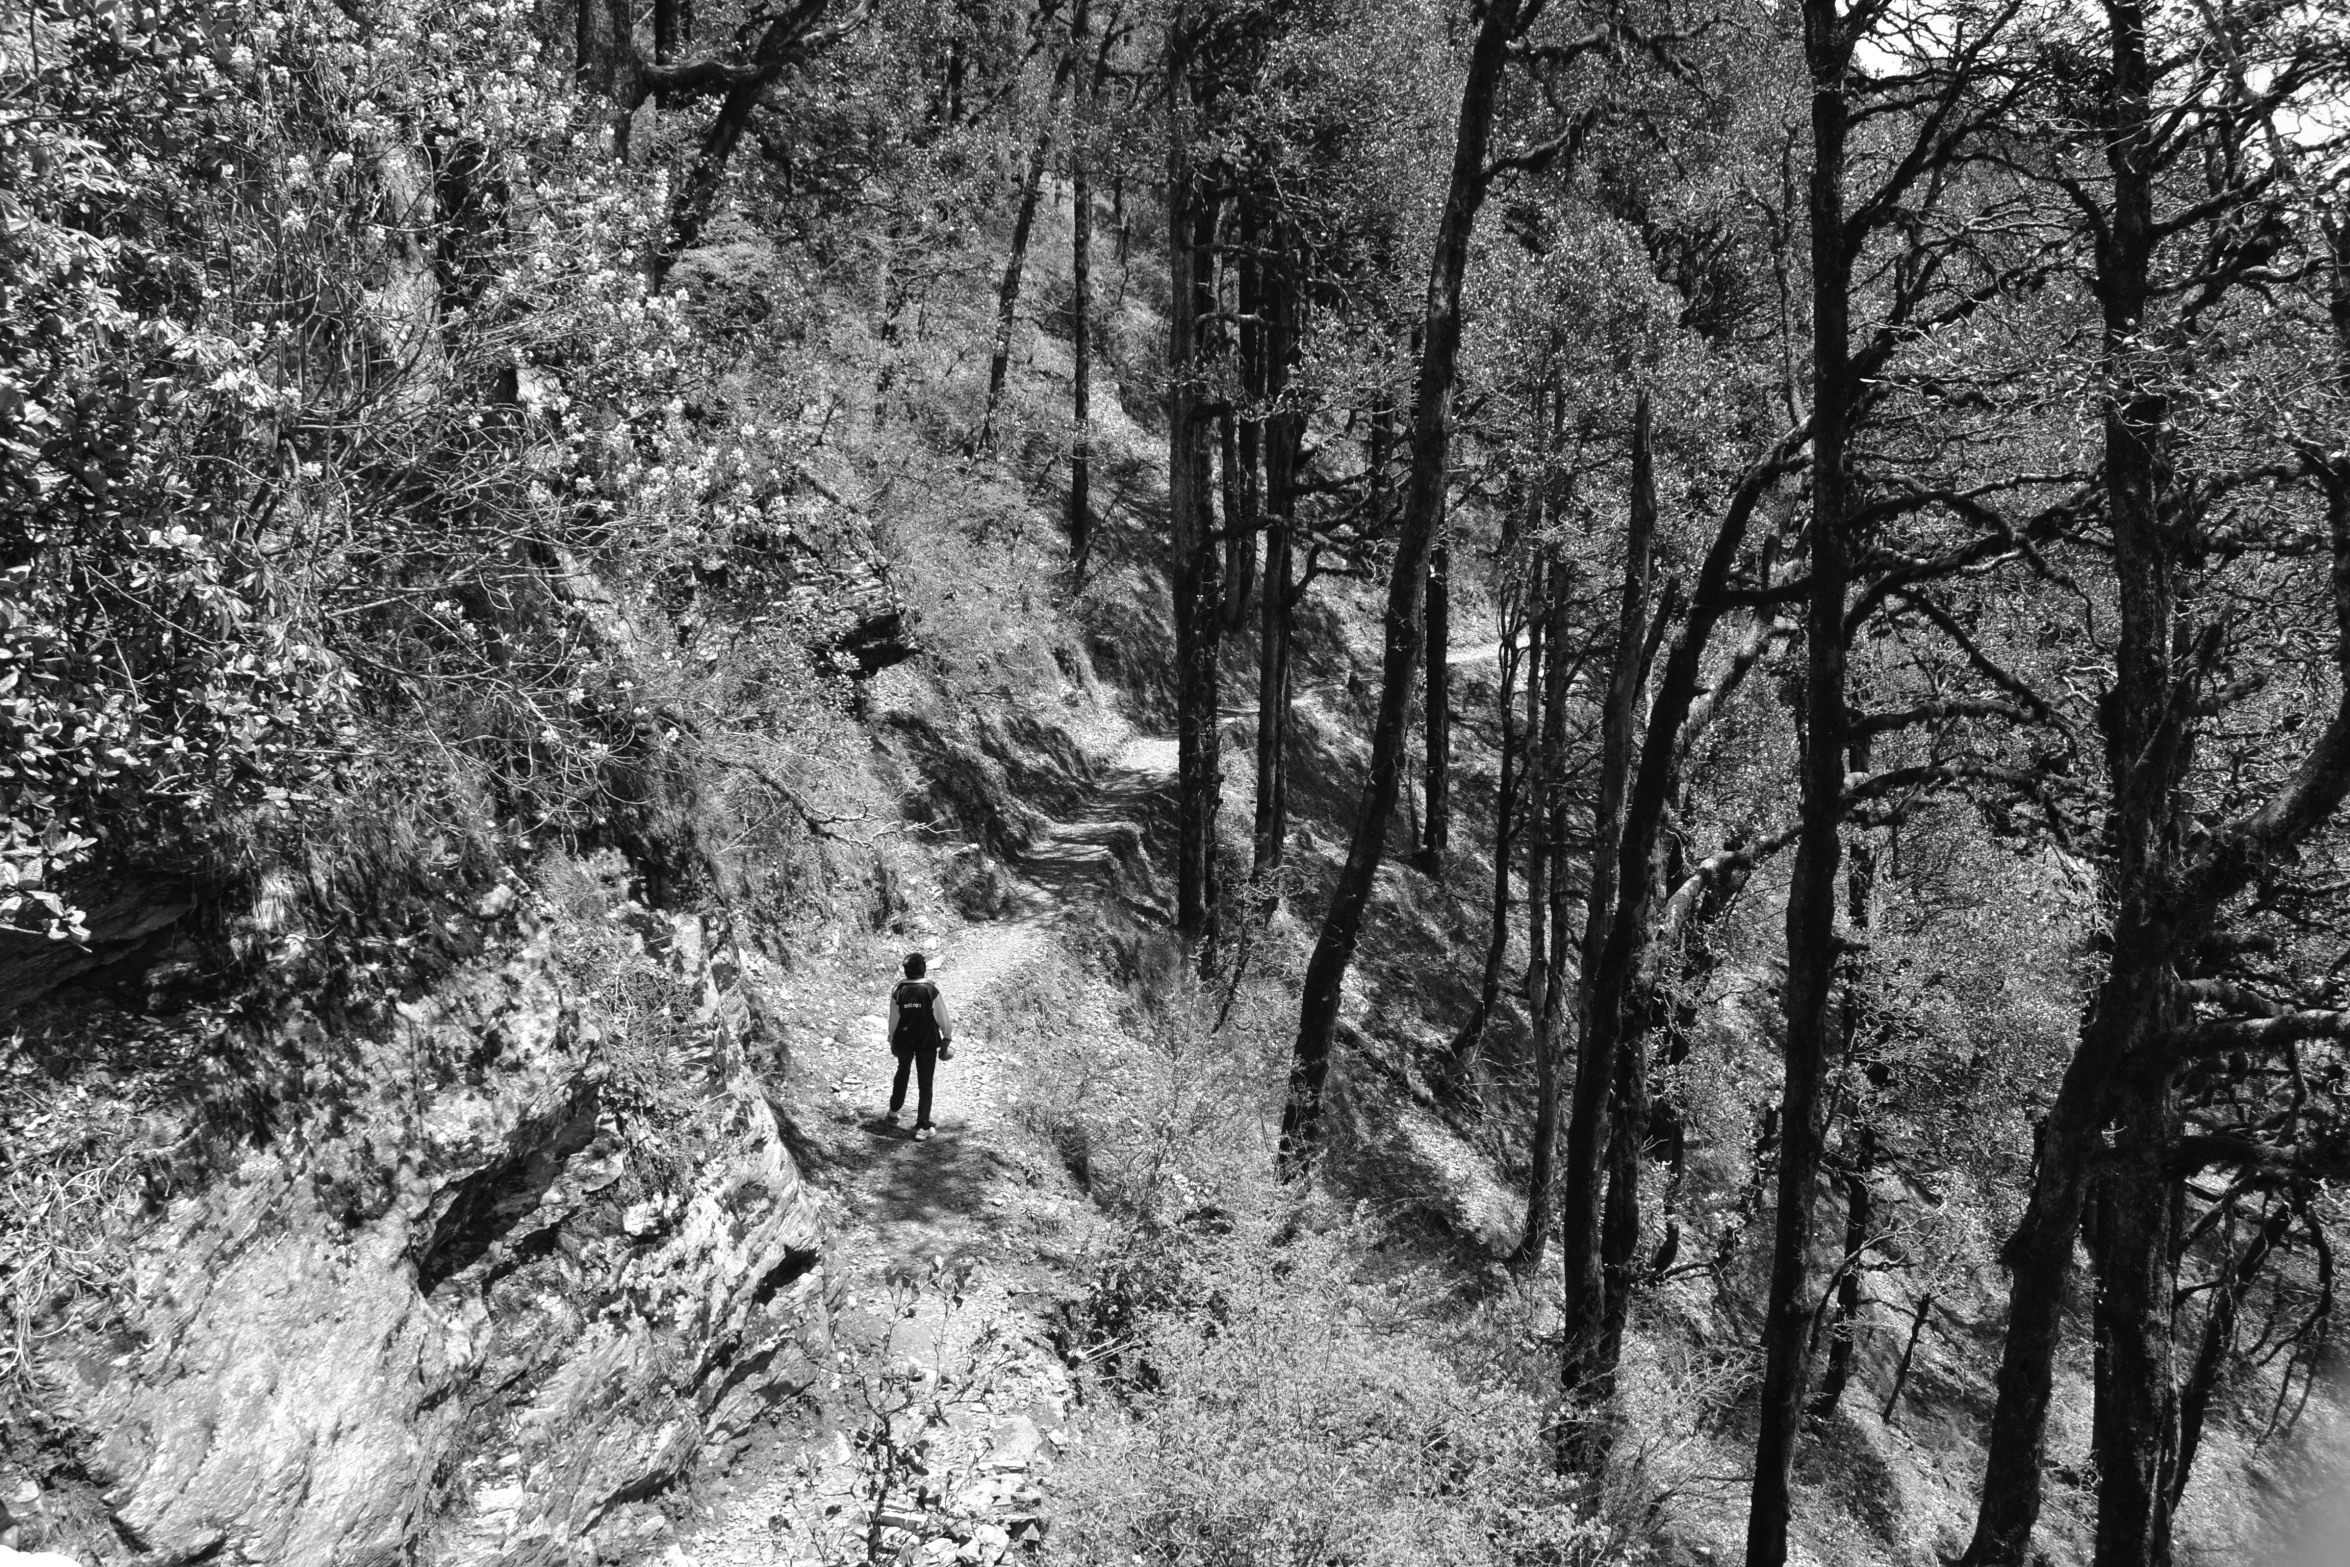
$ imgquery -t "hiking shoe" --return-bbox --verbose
[913,1125,935,1141]
[884,1109,900,1125]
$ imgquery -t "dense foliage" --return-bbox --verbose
[1,0,863,963]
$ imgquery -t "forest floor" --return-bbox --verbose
[683,735,1185,1567]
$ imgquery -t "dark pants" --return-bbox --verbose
[890,1045,937,1127]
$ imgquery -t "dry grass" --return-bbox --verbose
[0,1038,183,1389]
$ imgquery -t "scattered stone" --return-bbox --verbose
[987,1416,1044,1467]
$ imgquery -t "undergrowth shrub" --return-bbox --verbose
[873,453,1073,704]
[991,931,1287,1223]
[1051,1211,1631,1567]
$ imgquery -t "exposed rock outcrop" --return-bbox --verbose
[15,903,832,1567]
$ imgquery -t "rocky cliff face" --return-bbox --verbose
[8,897,834,1567]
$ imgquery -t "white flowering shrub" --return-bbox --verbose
[0,0,849,946]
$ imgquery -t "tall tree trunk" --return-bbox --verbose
[2093,1089,2184,1567]
[1557,432,1806,1454]
[1278,0,1522,1175]
[978,47,1078,450]
[1067,0,1094,570]
[1967,978,2182,1566]
[1521,564,1551,1018]
[1806,1129,1874,1423]
[1458,381,1575,1085]
[1517,553,1554,1149]
[1961,6,2175,1559]
[1368,393,1396,531]
[1560,394,1658,1454]
[1598,974,1652,1370]
[944,27,967,127]
[1254,510,1294,876]
[2081,20,2195,1545]
[1252,228,1301,878]
[1167,23,1223,958]
[576,0,640,153]
[1745,0,1853,1554]
[650,0,694,113]
[1808,730,1882,1428]
[1225,197,1263,632]
[1219,408,1256,625]
[1419,539,1453,871]
[1512,557,1574,1272]
[653,0,692,66]
[1447,510,1531,1084]
[1884,1293,1935,1422]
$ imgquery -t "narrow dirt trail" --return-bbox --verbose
[812,733,1177,1274]
[685,734,1177,1567]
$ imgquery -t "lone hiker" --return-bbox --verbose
[886,952,953,1140]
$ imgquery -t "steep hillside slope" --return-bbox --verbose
[6,46,2349,1567]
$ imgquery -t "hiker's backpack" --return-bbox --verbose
[891,980,943,1054]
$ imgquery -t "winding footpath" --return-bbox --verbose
[684,736,1178,1567]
